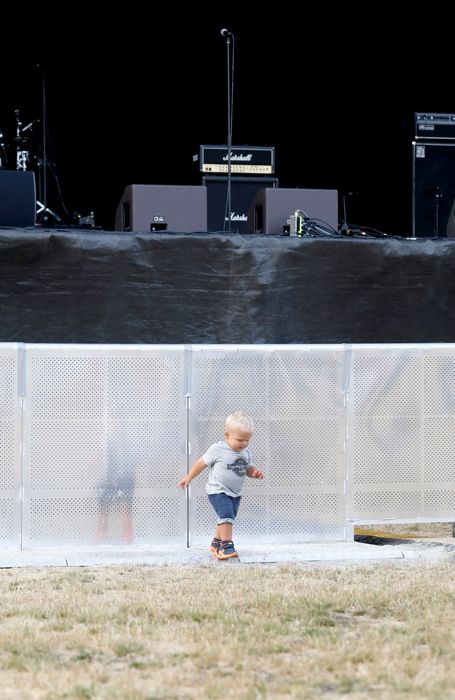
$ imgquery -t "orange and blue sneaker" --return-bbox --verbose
[210,538,221,554]
[216,540,238,560]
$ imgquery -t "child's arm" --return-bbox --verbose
[177,458,207,489]
[246,466,264,480]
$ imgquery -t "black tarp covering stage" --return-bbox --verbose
[1,228,454,344]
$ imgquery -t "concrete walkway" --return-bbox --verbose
[2,538,455,568]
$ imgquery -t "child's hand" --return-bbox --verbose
[246,467,264,480]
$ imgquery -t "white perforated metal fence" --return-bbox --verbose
[346,344,455,524]
[23,345,187,547]
[1,343,455,550]
[0,344,22,547]
[189,346,347,543]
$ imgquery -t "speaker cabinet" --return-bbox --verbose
[413,141,455,237]
[203,175,279,233]
[0,170,36,227]
[114,185,207,232]
[247,187,338,234]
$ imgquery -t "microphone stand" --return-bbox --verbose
[38,65,47,213]
[34,66,62,225]
[222,30,235,233]
[433,186,442,237]
[339,190,358,236]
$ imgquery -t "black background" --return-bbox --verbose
[0,7,452,234]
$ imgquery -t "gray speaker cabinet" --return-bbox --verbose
[247,187,338,234]
[114,185,207,232]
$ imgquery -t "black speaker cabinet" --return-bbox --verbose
[114,185,207,232]
[0,170,36,228]
[412,141,455,237]
[246,187,338,234]
[203,175,278,233]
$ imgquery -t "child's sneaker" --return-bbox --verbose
[216,540,238,560]
[210,538,221,554]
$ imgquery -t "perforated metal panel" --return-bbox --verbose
[348,345,455,523]
[189,345,347,544]
[0,345,22,546]
[23,345,186,547]
[6,341,455,552]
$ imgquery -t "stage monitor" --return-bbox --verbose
[0,171,36,228]
[247,187,338,234]
[114,185,207,233]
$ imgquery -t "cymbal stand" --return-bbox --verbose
[35,199,62,224]
[15,108,61,224]
[0,126,7,168]
[14,110,30,172]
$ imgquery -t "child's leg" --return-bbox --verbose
[96,484,112,541]
[216,522,233,541]
[208,493,241,550]
[96,504,109,540]
[120,501,133,544]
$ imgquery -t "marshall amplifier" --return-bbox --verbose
[198,145,275,175]
[203,175,278,233]
[415,113,455,140]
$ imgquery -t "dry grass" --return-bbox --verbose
[1,563,455,698]
[355,522,455,540]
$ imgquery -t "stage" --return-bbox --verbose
[0,227,454,344]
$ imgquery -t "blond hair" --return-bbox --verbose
[225,411,254,433]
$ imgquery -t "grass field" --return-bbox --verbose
[355,522,455,540]
[1,561,455,699]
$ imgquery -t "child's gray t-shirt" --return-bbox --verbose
[202,440,253,497]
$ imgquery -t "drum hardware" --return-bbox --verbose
[12,107,61,225]
[0,127,8,169]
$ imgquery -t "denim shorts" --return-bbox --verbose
[208,492,241,525]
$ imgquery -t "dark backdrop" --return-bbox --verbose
[1,8,454,236]
[0,229,454,344]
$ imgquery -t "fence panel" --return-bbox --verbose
[22,345,186,547]
[189,345,348,544]
[0,344,22,547]
[347,344,455,523]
